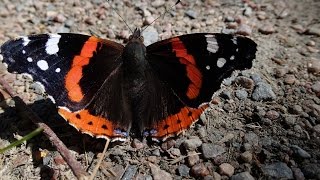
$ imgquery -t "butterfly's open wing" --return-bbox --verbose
[146,33,257,139]
[1,33,128,139]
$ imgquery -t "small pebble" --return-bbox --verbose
[235,89,248,100]
[265,110,280,120]
[274,68,288,78]
[212,172,221,180]
[284,116,297,126]
[131,139,144,149]
[284,74,296,85]
[191,163,210,177]
[306,40,316,47]
[178,164,190,177]
[252,82,277,101]
[149,163,172,180]
[183,136,202,151]
[201,143,226,159]
[307,58,320,75]
[291,24,305,33]
[307,46,319,53]
[219,163,235,177]
[188,152,200,166]
[278,9,290,19]
[305,27,320,36]
[257,11,267,20]
[144,16,155,26]
[54,14,66,23]
[313,124,320,134]
[235,76,255,89]
[259,24,276,34]
[240,151,253,163]
[291,145,311,159]
[243,7,253,17]
[261,162,293,179]
[236,24,252,36]
[151,0,165,8]
[231,172,255,180]
[292,167,305,180]
[185,10,197,19]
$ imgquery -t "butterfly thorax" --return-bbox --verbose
[121,28,157,133]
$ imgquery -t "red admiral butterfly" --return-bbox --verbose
[0,28,256,141]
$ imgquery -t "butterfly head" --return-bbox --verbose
[128,28,144,44]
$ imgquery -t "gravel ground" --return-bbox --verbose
[0,0,320,179]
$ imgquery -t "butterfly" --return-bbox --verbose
[0,28,257,141]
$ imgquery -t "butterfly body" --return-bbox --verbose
[0,28,257,141]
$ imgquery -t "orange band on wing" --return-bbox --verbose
[171,38,202,99]
[150,105,208,139]
[58,107,116,138]
[65,37,100,102]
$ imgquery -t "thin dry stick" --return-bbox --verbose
[89,139,110,180]
[0,77,87,179]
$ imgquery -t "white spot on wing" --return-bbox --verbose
[55,68,61,73]
[0,54,3,61]
[47,95,56,103]
[22,37,30,46]
[206,35,219,53]
[232,37,237,45]
[217,58,226,68]
[206,65,210,70]
[230,55,235,60]
[22,50,26,54]
[37,60,49,70]
[45,34,61,55]
[27,57,33,62]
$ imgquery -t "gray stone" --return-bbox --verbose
[291,145,311,159]
[183,136,202,151]
[311,81,320,94]
[121,165,138,180]
[301,163,320,179]
[231,172,255,180]
[261,162,293,179]
[292,167,305,180]
[252,82,277,101]
[201,143,226,159]
[244,132,259,146]
[185,10,197,19]
[177,164,190,177]
[250,74,263,84]
[219,163,235,177]
[235,89,248,100]
[142,26,159,46]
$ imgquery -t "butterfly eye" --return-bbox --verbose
[139,36,144,42]
[128,35,133,40]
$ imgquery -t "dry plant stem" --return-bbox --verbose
[0,77,87,179]
[89,139,110,180]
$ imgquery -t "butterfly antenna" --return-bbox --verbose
[142,0,181,33]
[106,0,133,34]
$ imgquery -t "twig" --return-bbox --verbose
[0,76,87,179]
[89,139,110,180]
